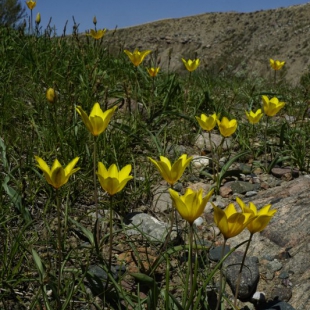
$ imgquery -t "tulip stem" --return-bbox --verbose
[234,234,253,307]
[187,224,194,309]
[264,117,270,171]
[208,131,216,176]
[93,136,100,245]
[215,238,227,310]
[108,195,113,270]
[56,188,62,309]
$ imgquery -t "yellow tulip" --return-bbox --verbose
[35,12,41,25]
[169,188,214,225]
[262,95,285,117]
[147,67,160,77]
[35,156,80,189]
[236,197,276,234]
[148,154,192,186]
[97,163,133,196]
[88,29,106,40]
[26,0,36,10]
[213,203,255,239]
[76,103,117,136]
[182,58,200,72]
[124,49,151,67]
[245,109,263,124]
[196,113,217,131]
[217,117,237,137]
[46,88,56,103]
[269,58,285,71]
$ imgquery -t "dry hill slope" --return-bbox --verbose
[103,2,310,84]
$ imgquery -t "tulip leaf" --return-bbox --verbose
[68,217,94,247]
[2,175,32,223]
[32,249,45,280]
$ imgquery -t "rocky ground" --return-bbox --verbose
[117,133,310,310]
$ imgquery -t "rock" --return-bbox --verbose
[152,185,172,212]
[188,182,212,195]
[124,213,173,243]
[225,176,310,309]
[86,264,125,295]
[271,167,299,180]
[195,132,232,151]
[219,185,232,198]
[191,155,210,175]
[209,245,230,262]
[223,251,259,301]
[270,286,293,302]
[245,190,258,197]
[267,259,283,273]
[229,181,260,194]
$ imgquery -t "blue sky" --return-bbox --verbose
[26,0,308,35]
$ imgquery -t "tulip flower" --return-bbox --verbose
[213,203,255,239]
[147,67,160,77]
[76,103,117,136]
[148,154,192,186]
[169,188,214,225]
[97,162,133,196]
[35,156,80,189]
[236,197,276,234]
[35,12,41,25]
[196,113,217,131]
[124,49,151,67]
[46,88,56,103]
[26,0,36,10]
[88,29,106,40]
[262,95,285,117]
[245,109,263,124]
[269,58,285,71]
[182,58,200,72]
[217,117,238,137]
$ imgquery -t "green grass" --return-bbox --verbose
[0,23,310,309]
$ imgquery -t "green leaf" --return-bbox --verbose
[68,217,94,247]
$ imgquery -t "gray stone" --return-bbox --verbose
[152,185,172,212]
[209,245,230,262]
[223,251,259,301]
[124,212,172,243]
[267,259,283,272]
[195,132,231,151]
[245,190,258,197]
[230,181,260,194]
[191,155,210,175]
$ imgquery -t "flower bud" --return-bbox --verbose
[35,13,41,25]
[46,88,56,103]
[93,16,97,26]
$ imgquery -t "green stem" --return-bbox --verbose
[108,195,113,270]
[93,136,100,246]
[56,188,62,309]
[187,224,194,310]
[208,130,215,175]
[215,137,225,192]
[161,183,175,251]
[215,238,227,310]
[264,117,270,171]
[234,234,253,307]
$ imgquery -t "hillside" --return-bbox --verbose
[103,2,310,84]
